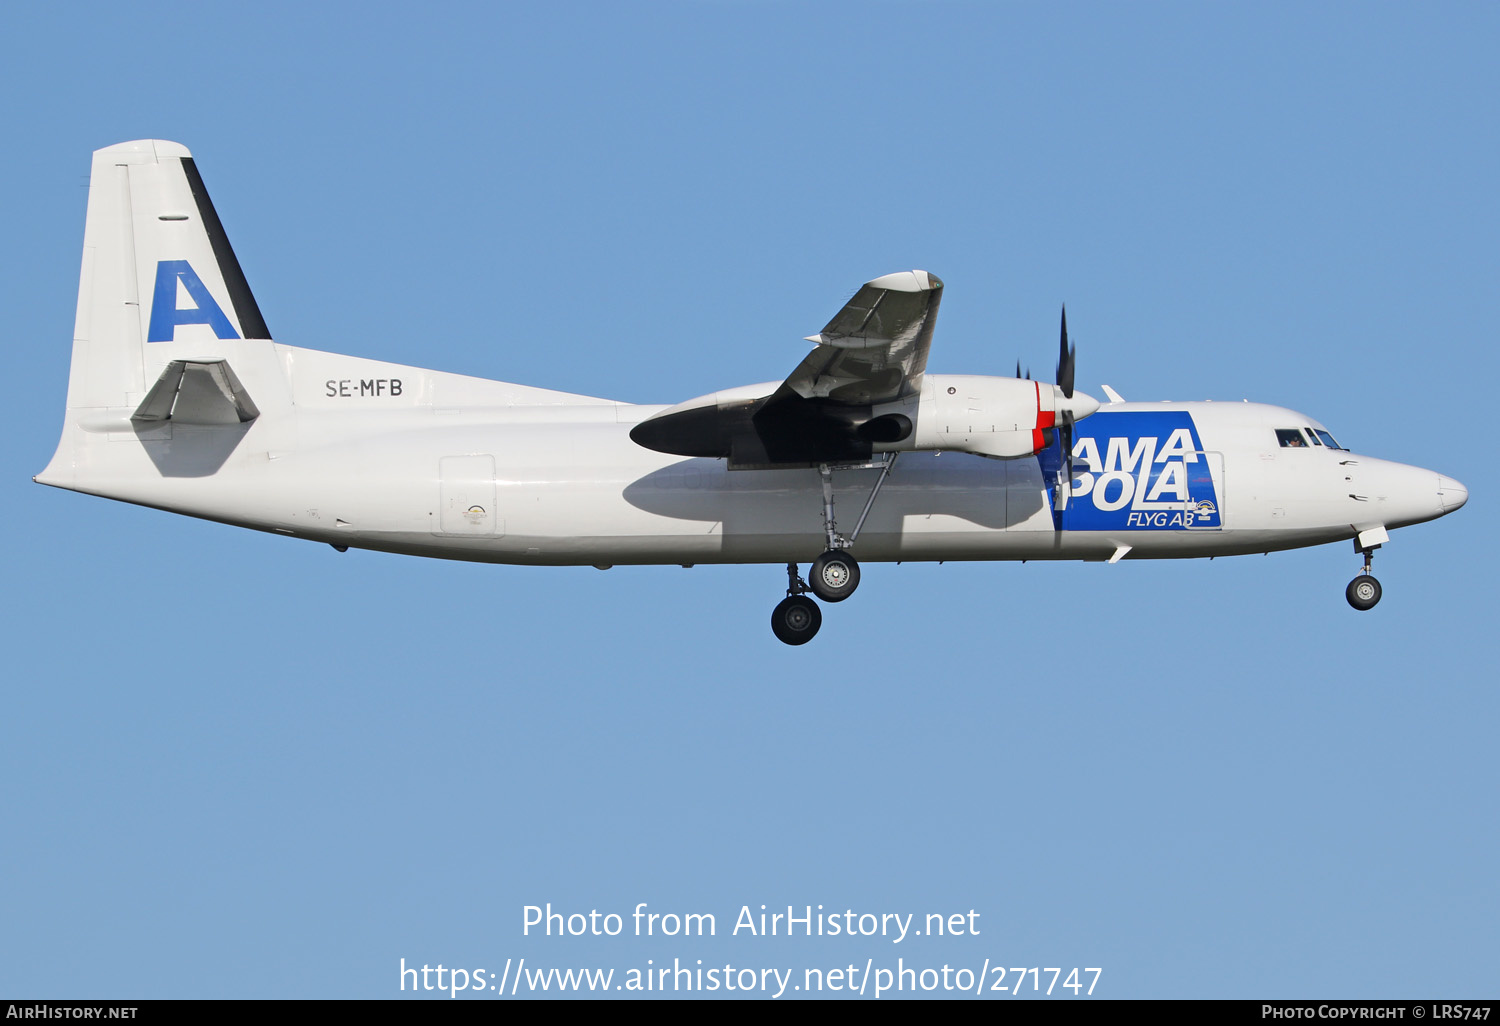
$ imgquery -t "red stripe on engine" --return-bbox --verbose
[1035,381,1055,429]
[1031,381,1053,453]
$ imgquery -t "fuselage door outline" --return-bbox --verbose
[1184,451,1225,531]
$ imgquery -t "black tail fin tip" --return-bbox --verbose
[179,157,270,341]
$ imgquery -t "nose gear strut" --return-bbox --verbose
[1346,539,1382,611]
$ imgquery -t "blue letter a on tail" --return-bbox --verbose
[146,260,239,342]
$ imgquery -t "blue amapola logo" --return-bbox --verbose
[1051,410,1222,531]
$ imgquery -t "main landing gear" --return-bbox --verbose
[772,565,822,645]
[1346,541,1382,611]
[769,456,897,644]
[809,548,860,602]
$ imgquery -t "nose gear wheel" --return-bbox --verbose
[1346,541,1382,611]
[1346,575,1381,610]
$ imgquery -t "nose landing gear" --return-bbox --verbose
[1346,541,1382,611]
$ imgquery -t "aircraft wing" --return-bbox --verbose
[630,270,943,467]
[774,270,943,405]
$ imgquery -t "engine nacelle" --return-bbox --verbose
[630,373,1099,467]
[873,374,1076,459]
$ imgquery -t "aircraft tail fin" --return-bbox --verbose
[62,139,271,412]
[37,141,286,489]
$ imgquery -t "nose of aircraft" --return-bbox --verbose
[1438,474,1468,513]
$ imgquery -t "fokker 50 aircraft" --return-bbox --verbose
[37,141,1469,644]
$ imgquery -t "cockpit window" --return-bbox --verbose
[1305,429,1324,445]
[1313,429,1343,450]
[1276,428,1309,448]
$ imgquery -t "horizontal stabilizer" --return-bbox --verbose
[133,360,260,425]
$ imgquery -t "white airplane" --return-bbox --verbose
[36,140,1469,644]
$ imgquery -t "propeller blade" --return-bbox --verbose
[1057,305,1075,399]
[1059,409,1075,491]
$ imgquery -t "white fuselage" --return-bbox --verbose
[39,344,1458,568]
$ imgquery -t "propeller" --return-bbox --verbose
[1019,304,1095,505]
[1057,305,1075,399]
[1055,305,1078,497]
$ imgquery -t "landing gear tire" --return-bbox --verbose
[809,550,860,603]
[1346,575,1382,611]
[771,595,822,645]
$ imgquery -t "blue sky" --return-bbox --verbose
[2,1,1494,999]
